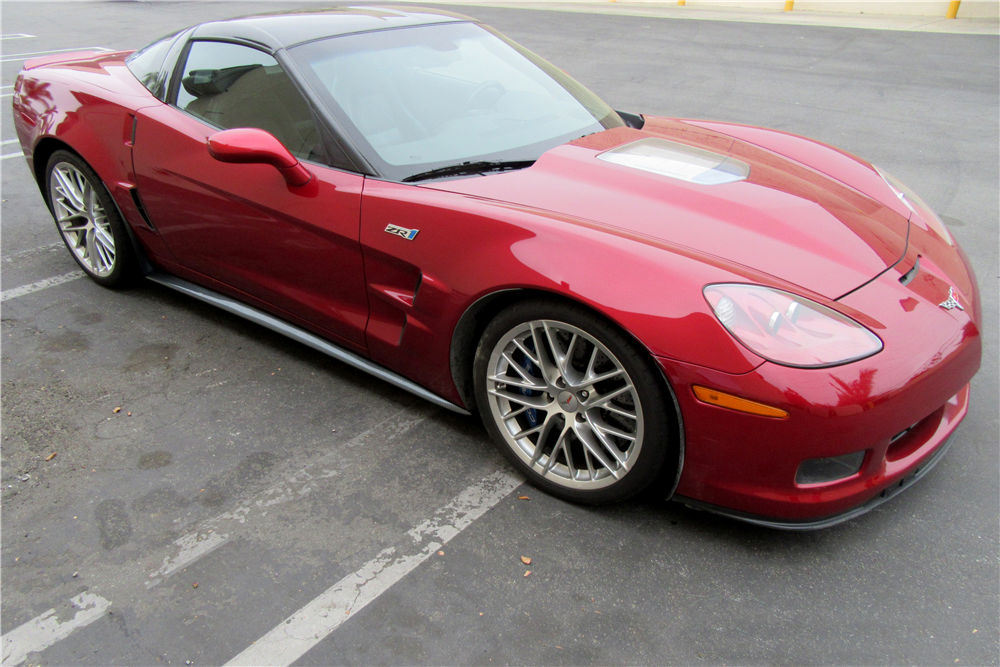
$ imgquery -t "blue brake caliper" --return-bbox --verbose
[519,337,539,428]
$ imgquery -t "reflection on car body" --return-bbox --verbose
[11,6,981,528]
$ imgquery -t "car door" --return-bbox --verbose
[132,39,369,350]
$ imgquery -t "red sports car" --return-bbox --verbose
[11,7,981,528]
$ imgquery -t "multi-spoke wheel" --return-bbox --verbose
[474,300,674,504]
[46,150,138,287]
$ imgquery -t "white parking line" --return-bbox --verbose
[225,469,522,667]
[146,531,230,586]
[1,593,111,666]
[0,46,112,63]
[0,34,36,40]
[144,405,440,589]
[1,272,83,302]
[0,403,514,666]
[1,139,19,145]
[2,152,24,160]
[0,406,438,664]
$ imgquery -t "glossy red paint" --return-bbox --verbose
[11,35,982,524]
[207,128,312,187]
[12,50,179,264]
[359,176,770,403]
[664,300,978,520]
[662,188,981,519]
[436,117,910,300]
[132,104,369,350]
[684,119,915,223]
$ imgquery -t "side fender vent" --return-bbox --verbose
[129,187,156,230]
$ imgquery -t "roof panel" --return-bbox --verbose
[192,6,473,51]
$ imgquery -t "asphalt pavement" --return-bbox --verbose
[1,2,998,666]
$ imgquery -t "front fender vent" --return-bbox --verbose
[129,187,156,230]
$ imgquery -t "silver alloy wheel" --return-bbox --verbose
[485,319,644,490]
[49,162,116,277]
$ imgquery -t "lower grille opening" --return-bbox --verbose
[890,427,912,444]
[886,406,944,462]
[796,451,865,485]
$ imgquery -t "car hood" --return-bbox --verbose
[428,116,909,300]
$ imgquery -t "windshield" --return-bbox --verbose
[289,22,623,181]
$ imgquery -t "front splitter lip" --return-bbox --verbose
[672,430,956,531]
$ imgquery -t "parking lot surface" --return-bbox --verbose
[1,2,998,665]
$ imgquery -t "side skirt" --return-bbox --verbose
[146,272,471,416]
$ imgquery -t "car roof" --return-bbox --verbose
[190,6,476,52]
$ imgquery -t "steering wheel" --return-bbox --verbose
[465,80,507,111]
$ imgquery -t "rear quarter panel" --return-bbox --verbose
[12,52,171,260]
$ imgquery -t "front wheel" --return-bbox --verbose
[473,299,675,505]
[46,150,139,287]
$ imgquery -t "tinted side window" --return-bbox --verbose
[175,41,325,162]
[126,32,179,99]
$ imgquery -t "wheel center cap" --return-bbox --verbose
[557,390,578,413]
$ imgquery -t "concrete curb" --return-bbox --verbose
[398,0,1000,33]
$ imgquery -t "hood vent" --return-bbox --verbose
[598,137,750,185]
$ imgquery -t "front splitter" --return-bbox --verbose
[673,430,956,531]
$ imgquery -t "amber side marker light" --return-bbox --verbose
[692,386,789,419]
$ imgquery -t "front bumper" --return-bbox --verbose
[659,234,981,525]
[674,387,966,530]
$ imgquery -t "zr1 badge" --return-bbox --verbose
[385,224,419,240]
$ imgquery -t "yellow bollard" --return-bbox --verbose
[946,1,961,18]
[784,1,794,11]
[678,0,686,5]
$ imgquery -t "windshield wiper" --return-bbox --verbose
[402,160,536,183]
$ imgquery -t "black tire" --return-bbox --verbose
[473,298,675,505]
[45,150,140,288]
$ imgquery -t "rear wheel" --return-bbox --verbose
[474,299,674,504]
[46,150,138,287]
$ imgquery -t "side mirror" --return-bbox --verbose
[207,128,312,187]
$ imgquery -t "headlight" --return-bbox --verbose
[704,284,883,368]
[874,166,953,246]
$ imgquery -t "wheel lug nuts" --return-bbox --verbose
[576,413,586,423]
[578,390,589,400]
[555,377,566,388]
